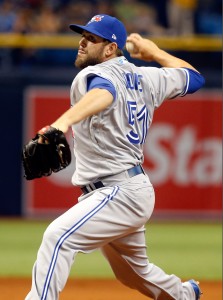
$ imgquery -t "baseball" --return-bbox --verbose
[126,41,137,53]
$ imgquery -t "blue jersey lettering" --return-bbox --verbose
[126,101,149,144]
[125,73,143,92]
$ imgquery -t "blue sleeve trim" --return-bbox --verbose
[87,75,116,100]
[181,68,205,96]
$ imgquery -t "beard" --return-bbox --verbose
[75,52,104,69]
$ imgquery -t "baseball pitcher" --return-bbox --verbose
[23,14,204,300]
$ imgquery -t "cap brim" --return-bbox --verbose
[69,24,86,35]
[69,24,109,42]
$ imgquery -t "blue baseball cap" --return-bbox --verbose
[69,14,127,49]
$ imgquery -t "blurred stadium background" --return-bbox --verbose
[0,1,222,297]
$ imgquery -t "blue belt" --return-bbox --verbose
[81,165,144,195]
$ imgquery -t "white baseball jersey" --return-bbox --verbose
[70,56,188,186]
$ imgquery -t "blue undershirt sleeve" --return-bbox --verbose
[87,75,116,101]
[181,68,205,96]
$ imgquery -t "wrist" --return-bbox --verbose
[50,122,69,133]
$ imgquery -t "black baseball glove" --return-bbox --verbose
[22,126,71,180]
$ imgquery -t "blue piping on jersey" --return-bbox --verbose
[41,186,119,300]
[181,69,190,96]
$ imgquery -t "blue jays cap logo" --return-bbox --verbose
[88,15,104,24]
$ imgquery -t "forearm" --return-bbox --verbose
[151,49,198,71]
[127,34,199,72]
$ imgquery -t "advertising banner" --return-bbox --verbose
[22,87,222,217]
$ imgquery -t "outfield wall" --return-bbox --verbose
[20,87,222,218]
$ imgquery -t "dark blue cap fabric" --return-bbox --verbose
[69,15,127,49]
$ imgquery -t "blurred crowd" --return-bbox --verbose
[0,0,222,36]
